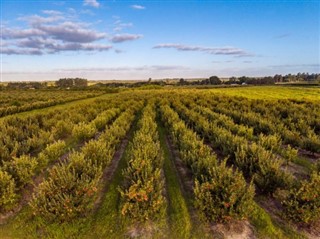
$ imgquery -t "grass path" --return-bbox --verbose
[157,118,193,238]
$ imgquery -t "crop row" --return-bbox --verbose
[168,96,320,225]
[119,102,166,221]
[159,100,255,222]
[0,90,104,117]
[0,96,138,212]
[30,100,143,222]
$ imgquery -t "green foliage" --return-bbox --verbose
[282,145,298,165]
[194,161,255,222]
[81,139,112,167]
[258,133,282,152]
[3,155,38,188]
[120,104,166,221]
[235,143,291,194]
[303,133,320,154]
[30,156,102,222]
[92,109,118,131]
[37,140,67,168]
[281,172,320,225]
[0,169,17,212]
[72,122,96,141]
[52,120,73,139]
[120,170,165,220]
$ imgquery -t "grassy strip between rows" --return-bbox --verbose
[157,116,193,238]
[250,200,307,239]
[83,109,142,239]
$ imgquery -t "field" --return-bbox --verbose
[0,86,319,239]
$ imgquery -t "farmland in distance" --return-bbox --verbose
[0,86,319,239]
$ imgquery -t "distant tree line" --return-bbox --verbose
[1,73,319,90]
[5,82,48,89]
[56,78,88,88]
[178,73,320,86]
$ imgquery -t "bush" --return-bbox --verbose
[37,140,67,168]
[258,133,282,152]
[120,169,165,221]
[194,161,255,222]
[235,143,290,194]
[119,104,166,221]
[81,139,112,167]
[3,155,38,188]
[52,120,73,139]
[281,173,320,225]
[253,159,292,195]
[0,170,17,212]
[72,122,96,141]
[31,156,102,222]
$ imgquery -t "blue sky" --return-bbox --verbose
[1,0,319,81]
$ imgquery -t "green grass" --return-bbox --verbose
[157,118,193,238]
[293,157,315,173]
[210,85,320,101]
[250,202,307,239]
[83,110,143,239]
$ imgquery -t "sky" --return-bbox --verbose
[1,0,319,81]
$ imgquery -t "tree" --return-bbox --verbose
[208,76,221,85]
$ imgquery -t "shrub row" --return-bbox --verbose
[171,100,292,195]
[30,102,142,222]
[160,101,255,222]
[119,103,166,221]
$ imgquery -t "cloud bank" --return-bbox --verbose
[1,11,110,55]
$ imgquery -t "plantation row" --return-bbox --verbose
[195,93,320,153]
[164,95,320,224]
[31,101,142,221]
[160,100,255,222]
[0,89,319,238]
[0,90,104,117]
[0,94,141,212]
[120,102,166,221]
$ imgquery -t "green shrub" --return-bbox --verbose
[31,158,102,222]
[81,139,112,167]
[235,143,290,194]
[72,122,96,141]
[303,133,320,154]
[3,155,38,188]
[282,145,298,165]
[281,172,320,225]
[0,169,17,212]
[194,161,255,222]
[37,140,67,168]
[258,133,282,152]
[52,120,72,139]
[119,104,166,221]
[120,169,166,221]
[253,159,292,195]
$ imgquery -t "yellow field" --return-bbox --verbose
[209,86,320,101]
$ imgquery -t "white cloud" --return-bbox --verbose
[83,0,100,8]
[110,34,143,43]
[153,43,254,57]
[42,10,63,16]
[131,5,146,10]
[113,20,133,32]
[1,10,112,55]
